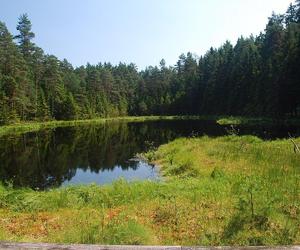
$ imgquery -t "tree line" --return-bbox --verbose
[0,1,299,124]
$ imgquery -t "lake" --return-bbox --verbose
[0,119,299,189]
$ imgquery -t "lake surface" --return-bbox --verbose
[0,119,300,189]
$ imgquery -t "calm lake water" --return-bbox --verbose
[0,119,300,189]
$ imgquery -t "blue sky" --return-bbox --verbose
[1,0,294,70]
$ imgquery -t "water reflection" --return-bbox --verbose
[0,120,299,189]
[64,161,159,186]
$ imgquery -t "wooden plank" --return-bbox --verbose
[0,242,299,250]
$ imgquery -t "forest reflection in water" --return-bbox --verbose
[0,119,299,189]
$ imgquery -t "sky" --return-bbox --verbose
[0,0,295,70]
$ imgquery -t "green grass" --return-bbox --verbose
[216,116,300,125]
[0,115,210,137]
[0,135,299,245]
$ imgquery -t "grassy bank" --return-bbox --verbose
[216,117,270,125]
[2,115,300,138]
[216,116,300,125]
[0,135,299,245]
[0,115,209,137]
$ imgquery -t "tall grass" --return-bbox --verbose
[0,135,299,245]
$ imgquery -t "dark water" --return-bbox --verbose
[0,120,299,189]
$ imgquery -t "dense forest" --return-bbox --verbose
[0,1,300,124]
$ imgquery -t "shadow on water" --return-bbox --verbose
[0,119,300,189]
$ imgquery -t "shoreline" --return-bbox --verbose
[1,115,300,137]
[0,115,201,137]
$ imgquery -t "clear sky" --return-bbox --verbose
[1,0,294,70]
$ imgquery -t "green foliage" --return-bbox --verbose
[63,93,79,120]
[1,3,300,124]
[15,13,35,59]
[36,88,50,120]
[210,167,225,179]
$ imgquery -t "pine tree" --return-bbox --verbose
[15,14,35,60]
[63,93,78,120]
[285,3,298,24]
[36,88,50,120]
[261,13,285,116]
[296,0,300,22]
[41,55,66,119]
[0,21,32,122]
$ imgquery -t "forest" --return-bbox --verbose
[0,1,300,125]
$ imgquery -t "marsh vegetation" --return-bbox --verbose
[0,119,299,245]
